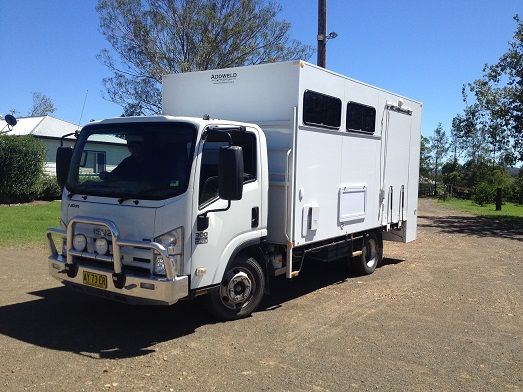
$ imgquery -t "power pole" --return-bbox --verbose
[317,0,326,68]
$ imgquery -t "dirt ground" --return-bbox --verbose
[0,199,521,391]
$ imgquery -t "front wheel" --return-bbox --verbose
[208,255,265,320]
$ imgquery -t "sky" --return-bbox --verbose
[0,0,521,137]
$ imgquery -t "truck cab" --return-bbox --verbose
[47,116,269,318]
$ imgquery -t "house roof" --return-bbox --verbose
[0,115,78,138]
[0,115,125,144]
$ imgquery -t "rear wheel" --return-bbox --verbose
[354,231,383,275]
[208,254,265,320]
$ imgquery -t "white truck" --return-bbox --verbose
[47,61,422,319]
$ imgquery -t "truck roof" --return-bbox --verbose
[87,115,257,129]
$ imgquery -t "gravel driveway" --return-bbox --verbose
[0,199,521,391]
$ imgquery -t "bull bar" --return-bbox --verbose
[46,216,188,305]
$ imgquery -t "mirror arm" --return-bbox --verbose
[200,200,231,218]
[197,200,231,232]
[60,131,78,147]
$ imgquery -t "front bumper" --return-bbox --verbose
[48,256,188,305]
[46,216,188,306]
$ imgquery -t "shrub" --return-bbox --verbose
[38,175,62,200]
[0,135,46,203]
[472,182,496,206]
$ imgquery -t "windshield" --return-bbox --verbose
[66,122,197,200]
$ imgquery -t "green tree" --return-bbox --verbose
[28,92,56,117]
[472,182,495,206]
[97,0,314,115]
[418,135,433,196]
[471,167,513,207]
[462,158,490,188]
[451,95,491,164]
[449,120,460,163]
[419,135,432,179]
[457,15,522,164]
[429,123,449,196]
[441,160,462,196]
[512,169,523,204]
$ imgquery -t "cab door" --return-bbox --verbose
[190,127,263,289]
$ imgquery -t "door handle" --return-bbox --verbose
[251,207,259,228]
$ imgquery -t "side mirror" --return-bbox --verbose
[56,146,73,189]
[218,146,243,201]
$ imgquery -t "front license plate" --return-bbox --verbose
[83,271,107,289]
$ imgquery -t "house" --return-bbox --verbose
[0,115,127,175]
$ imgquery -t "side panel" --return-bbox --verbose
[380,110,412,226]
[264,116,296,244]
[162,62,300,123]
[292,129,384,247]
[338,80,382,236]
[290,64,421,247]
[292,127,344,246]
[381,101,422,243]
[406,104,422,242]
[161,62,421,247]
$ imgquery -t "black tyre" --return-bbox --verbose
[208,254,265,320]
[354,231,383,275]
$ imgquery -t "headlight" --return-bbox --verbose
[95,238,109,255]
[152,255,179,276]
[153,255,167,275]
[154,227,183,276]
[155,227,183,255]
[73,234,87,251]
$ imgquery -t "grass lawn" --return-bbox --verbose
[437,197,523,219]
[0,201,61,247]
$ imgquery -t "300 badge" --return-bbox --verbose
[195,232,208,245]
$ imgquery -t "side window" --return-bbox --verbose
[80,150,106,173]
[346,102,376,134]
[199,131,257,207]
[199,140,228,207]
[303,90,342,129]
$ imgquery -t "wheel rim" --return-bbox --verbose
[364,237,378,268]
[220,267,257,310]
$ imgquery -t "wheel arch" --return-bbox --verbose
[207,240,268,320]
[223,239,270,294]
